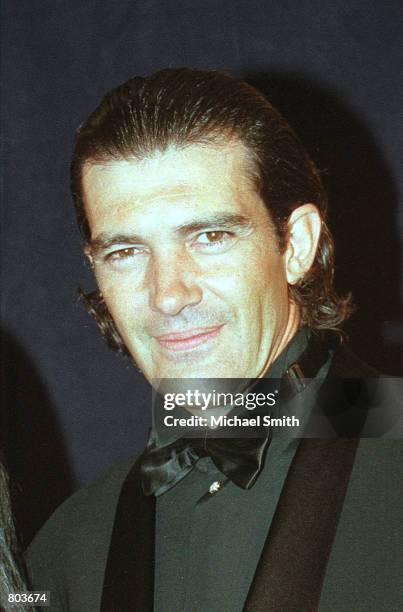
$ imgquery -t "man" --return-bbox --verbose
[26,69,402,611]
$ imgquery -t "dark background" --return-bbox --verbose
[1,1,402,546]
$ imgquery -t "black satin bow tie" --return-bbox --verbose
[140,332,335,497]
[140,434,271,496]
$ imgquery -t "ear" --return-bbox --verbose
[284,204,322,285]
[84,244,95,269]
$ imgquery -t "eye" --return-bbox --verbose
[192,231,235,253]
[104,246,145,265]
[196,231,227,244]
[109,247,136,259]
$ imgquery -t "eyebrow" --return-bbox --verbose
[88,213,252,254]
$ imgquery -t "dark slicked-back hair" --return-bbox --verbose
[71,68,352,354]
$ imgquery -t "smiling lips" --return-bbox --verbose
[154,325,223,351]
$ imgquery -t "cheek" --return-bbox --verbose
[245,258,289,332]
[260,271,289,324]
[206,246,287,319]
[95,272,143,330]
[238,250,287,302]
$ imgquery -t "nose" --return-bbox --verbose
[148,249,203,316]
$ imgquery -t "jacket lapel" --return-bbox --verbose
[100,458,155,612]
[244,438,358,611]
[244,345,379,610]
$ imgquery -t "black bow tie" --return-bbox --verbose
[140,332,335,497]
[140,434,271,496]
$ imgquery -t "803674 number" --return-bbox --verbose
[7,592,50,607]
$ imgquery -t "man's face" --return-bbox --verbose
[82,142,293,382]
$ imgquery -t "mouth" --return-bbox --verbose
[154,325,224,352]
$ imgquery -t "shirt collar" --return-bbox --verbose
[264,326,310,380]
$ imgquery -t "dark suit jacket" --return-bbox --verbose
[26,346,403,611]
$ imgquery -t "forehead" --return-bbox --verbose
[82,142,267,235]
